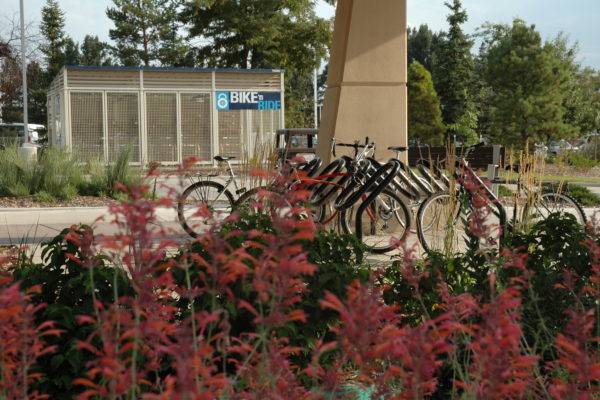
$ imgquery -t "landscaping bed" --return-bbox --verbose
[0,195,113,208]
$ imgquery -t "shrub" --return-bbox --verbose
[3,169,600,399]
[35,190,55,203]
[566,151,599,169]
[10,226,133,399]
[567,183,600,206]
[497,184,514,197]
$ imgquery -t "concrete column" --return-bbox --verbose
[316,0,408,163]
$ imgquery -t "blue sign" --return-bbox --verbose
[216,91,281,110]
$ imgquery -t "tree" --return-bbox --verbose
[40,0,67,79]
[563,67,600,135]
[407,62,445,146]
[482,19,576,147]
[80,35,113,66]
[407,24,442,74]
[106,0,188,66]
[433,0,475,135]
[62,37,81,66]
[181,1,329,71]
[180,0,331,126]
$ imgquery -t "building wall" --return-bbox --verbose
[47,68,284,165]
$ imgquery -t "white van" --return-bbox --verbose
[0,123,45,146]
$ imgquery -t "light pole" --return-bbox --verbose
[313,48,319,129]
[20,0,29,131]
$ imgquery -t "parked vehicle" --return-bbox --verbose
[582,133,600,157]
[547,139,577,155]
[0,123,45,147]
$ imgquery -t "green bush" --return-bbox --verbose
[566,151,598,169]
[11,226,133,399]
[497,184,514,197]
[171,209,369,367]
[35,190,56,203]
[567,183,600,206]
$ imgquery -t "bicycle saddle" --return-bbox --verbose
[388,146,408,152]
[214,156,236,162]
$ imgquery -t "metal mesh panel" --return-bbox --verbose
[181,93,212,162]
[250,109,280,146]
[70,92,104,160]
[218,110,243,158]
[146,92,178,163]
[107,92,140,162]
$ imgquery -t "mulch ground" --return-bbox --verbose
[0,195,113,209]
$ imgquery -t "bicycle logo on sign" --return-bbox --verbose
[216,92,230,110]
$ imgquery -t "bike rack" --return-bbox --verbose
[353,159,402,242]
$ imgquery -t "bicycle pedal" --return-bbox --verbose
[236,188,247,195]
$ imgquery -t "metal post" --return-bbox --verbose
[20,0,29,136]
[313,67,318,129]
[313,46,319,129]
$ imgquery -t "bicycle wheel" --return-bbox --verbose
[178,181,234,238]
[341,189,411,254]
[536,192,586,224]
[417,191,471,255]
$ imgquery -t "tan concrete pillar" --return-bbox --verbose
[316,0,408,163]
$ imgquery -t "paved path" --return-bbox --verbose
[1,184,599,264]
[0,206,184,246]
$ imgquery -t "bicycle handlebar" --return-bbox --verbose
[331,137,374,158]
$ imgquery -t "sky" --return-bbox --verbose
[3,0,600,70]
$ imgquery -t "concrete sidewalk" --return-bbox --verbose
[0,206,182,246]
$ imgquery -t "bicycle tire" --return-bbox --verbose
[417,191,471,255]
[178,181,234,238]
[341,189,411,254]
[536,192,587,225]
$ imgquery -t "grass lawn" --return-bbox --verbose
[497,171,600,184]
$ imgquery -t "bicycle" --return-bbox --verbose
[416,143,586,255]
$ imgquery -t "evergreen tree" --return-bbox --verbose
[433,0,475,136]
[407,62,445,146]
[181,0,329,71]
[482,19,576,147]
[80,35,113,66]
[106,0,188,66]
[62,37,81,66]
[180,0,331,126]
[40,0,67,79]
[407,24,442,74]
